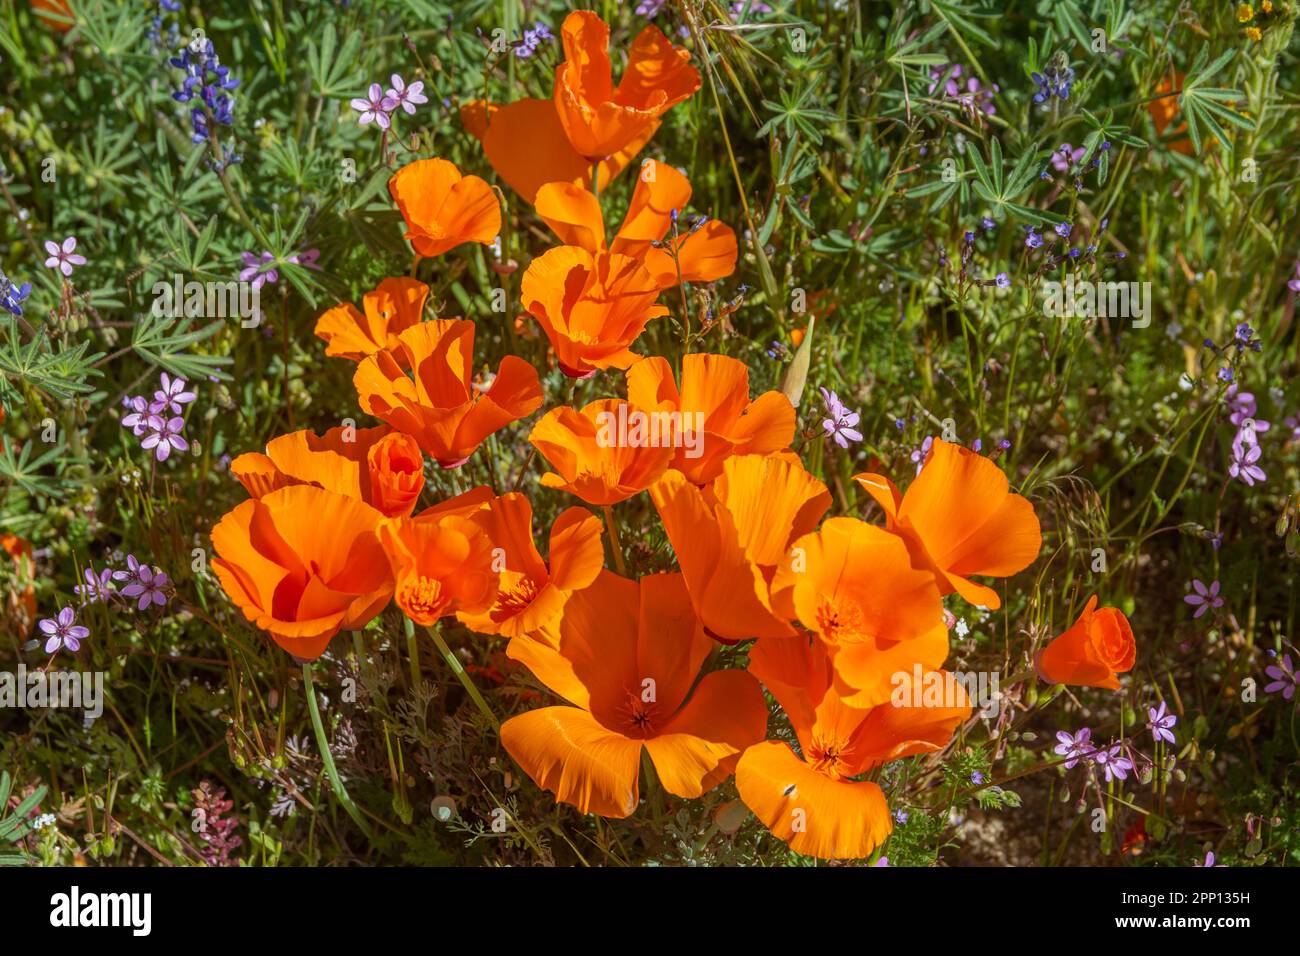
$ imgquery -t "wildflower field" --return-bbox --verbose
[1,0,1298,878]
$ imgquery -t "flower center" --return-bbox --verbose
[817,598,866,643]
[401,574,447,621]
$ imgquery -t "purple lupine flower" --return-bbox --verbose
[0,273,31,317]
[153,373,197,415]
[1030,59,1075,103]
[818,387,863,448]
[121,395,155,436]
[1228,441,1265,486]
[141,416,189,462]
[1288,261,1300,293]
[1053,727,1092,768]
[121,565,170,610]
[170,37,238,148]
[239,252,279,290]
[39,607,89,654]
[1264,653,1297,701]
[43,237,87,277]
[351,83,396,128]
[385,74,428,114]
[74,566,115,607]
[1147,701,1177,745]
[1093,745,1133,783]
[910,435,935,475]
[1184,579,1223,618]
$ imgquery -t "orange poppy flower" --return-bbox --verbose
[520,245,667,378]
[529,399,675,506]
[353,319,543,467]
[230,424,425,518]
[1035,595,1135,690]
[314,277,429,362]
[853,438,1041,610]
[736,635,970,860]
[1,533,36,633]
[211,486,394,660]
[378,513,499,627]
[625,353,795,484]
[649,453,831,642]
[456,492,604,638]
[552,11,700,161]
[769,517,949,709]
[533,161,738,289]
[32,0,73,32]
[1147,73,1195,155]
[388,158,500,259]
[460,98,649,204]
[500,570,768,818]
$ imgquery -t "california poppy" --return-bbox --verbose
[1,533,36,633]
[456,492,604,638]
[534,160,738,290]
[211,486,394,660]
[529,399,675,506]
[650,453,831,642]
[853,438,1041,610]
[353,319,543,467]
[520,245,667,378]
[388,158,500,259]
[736,635,970,860]
[769,517,949,709]
[1036,596,1136,690]
[625,353,795,483]
[32,0,73,32]
[1147,73,1195,155]
[230,424,425,518]
[314,277,429,362]
[379,513,499,627]
[501,571,768,818]
[552,11,700,161]
[460,98,649,204]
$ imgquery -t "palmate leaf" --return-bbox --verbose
[929,0,999,48]
[1179,49,1254,156]
[0,437,67,499]
[131,313,234,381]
[306,22,365,99]
[963,140,1066,225]
[0,771,47,866]
[0,317,103,410]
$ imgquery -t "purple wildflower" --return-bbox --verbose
[385,74,427,114]
[43,237,87,277]
[239,252,279,290]
[1025,227,1043,249]
[1264,653,1297,701]
[818,387,863,448]
[121,395,155,436]
[1228,441,1265,487]
[995,272,1010,288]
[1051,144,1086,173]
[1147,701,1177,745]
[121,565,170,610]
[141,416,189,462]
[636,0,667,16]
[1093,745,1133,783]
[0,273,32,317]
[910,435,935,475]
[351,83,396,129]
[153,373,197,415]
[1196,851,1225,867]
[1053,727,1092,768]
[113,555,145,587]
[39,607,89,654]
[1184,579,1223,618]
[1054,221,1072,239]
[74,566,115,607]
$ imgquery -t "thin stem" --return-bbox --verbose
[302,662,372,837]
[603,505,628,576]
[426,624,498,730]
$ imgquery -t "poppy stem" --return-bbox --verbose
[603,505,628,576]
[591,160,600,200]
[426,625,499,730]
[302,661,372,838]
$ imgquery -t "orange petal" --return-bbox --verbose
[736,741,892,861]
[534,182,607,253]
[500,706,643,818]
[547,506,605,592]
[388,158,500,259]
[229,452,289,498]
[644,669,769,798]
[848,667,972,773]
[634,571,713,715]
